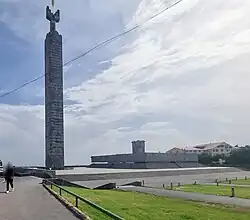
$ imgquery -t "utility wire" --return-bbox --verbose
[64,0,183,66]
[0,0,184,99]
[0,75,44,98]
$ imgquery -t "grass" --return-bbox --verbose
[51,185,250,220]
[52,186,112,220]
[171,184,250,199]
[222,178,250,185]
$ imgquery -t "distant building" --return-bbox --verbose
[167,147,185,154]
[168,142,234,156]
[90,140,200,169]
[132,140,145,154]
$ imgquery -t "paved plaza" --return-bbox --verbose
[56,166,233,175]
[74,169,250,188]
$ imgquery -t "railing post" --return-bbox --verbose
[226,177,228,182]
[60,188,62,196]
[177,182,180,187]
[170,182,173,190]
[163,183,165,188]
[231,187,235,197]
[75,197,78,208]
[245,176,247,180]
[51,184,52,189]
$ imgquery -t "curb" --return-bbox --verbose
[43,184,91,220]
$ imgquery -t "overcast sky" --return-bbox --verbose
[0,0,250,166]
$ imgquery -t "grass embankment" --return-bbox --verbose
[222,178,250,185]
[171,184,250,199]
[52,186,250,220]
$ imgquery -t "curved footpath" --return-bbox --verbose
[205,183,250,188]
[0,177,78,220]
[119,186,250,208]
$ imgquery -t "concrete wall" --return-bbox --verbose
[89,162,147,169]
[91,152,198,163]
[144,153,198,162]
[56,167,240,182]
[90,161,202,169]
[91,153,146,163]
[145,162,180,169]
[43,178,88,188]
[0,167,55,178]
[14,167,55,178]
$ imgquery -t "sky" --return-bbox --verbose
[0,0,250,166]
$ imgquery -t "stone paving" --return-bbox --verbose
[75,170,250,188]
[119,185,250,208]
[0,177,78,220]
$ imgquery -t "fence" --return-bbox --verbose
[43,179,124,220]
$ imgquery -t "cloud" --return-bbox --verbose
[1,0,250,166]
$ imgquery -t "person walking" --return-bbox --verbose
[4,162,14,194]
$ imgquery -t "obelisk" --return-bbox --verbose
[45,5,64,170]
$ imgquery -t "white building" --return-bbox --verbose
[184,142,234,156]
[168,142,235,156]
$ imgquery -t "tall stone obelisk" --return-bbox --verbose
[45,5,64,170]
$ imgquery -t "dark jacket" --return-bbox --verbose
[4,165,14,179]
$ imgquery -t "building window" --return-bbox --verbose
[215,149,218,152]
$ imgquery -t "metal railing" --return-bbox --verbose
[43,179,124,220]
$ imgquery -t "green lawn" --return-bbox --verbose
[52,186,112,220]
[171,184,250,199]
[222,178,250,185]
[51,185,250,220]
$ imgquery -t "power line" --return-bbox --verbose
[64,0,184,67]
[0,75,44,98]
[0,0,184,99]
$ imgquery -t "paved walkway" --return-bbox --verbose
[119,186,250,208]
[205,183,250,188]
[0,177,78,220]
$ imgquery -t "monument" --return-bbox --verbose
[45,3,64,170]
[90,140,200,169]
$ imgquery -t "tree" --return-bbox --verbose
[198,153,213,165]
[198,153,226,165]
[227,147,250,165]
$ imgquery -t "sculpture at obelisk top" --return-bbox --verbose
[45,1,65,170]
[46,5,60,31]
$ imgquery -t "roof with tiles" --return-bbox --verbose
[184,142,232,151]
